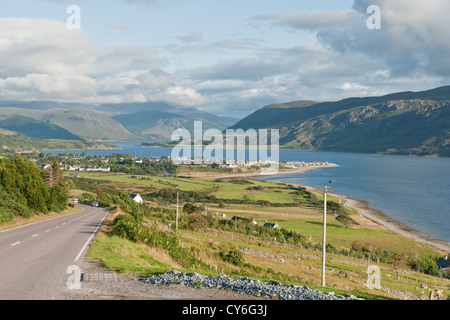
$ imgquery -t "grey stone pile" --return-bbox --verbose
[140,270,363,300]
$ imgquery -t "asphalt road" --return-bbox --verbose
[0,204,109,300]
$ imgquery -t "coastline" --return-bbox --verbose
[205,163,339,180]
[210,163,450,253]
[272,179,450,253]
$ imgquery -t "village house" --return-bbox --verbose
[263,221,279,229]
[130,193,143,204]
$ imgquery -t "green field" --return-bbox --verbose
[72,171,450,300]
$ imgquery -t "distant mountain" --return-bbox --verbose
[44,108,138,141]
[230,86,450,157]
[0,100,239,142]
[105,102,239,139]
[0,115,83,140]
[0,106,139,141]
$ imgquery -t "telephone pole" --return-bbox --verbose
[321,186,327,287]
[321,180,331,287]
[176,191,179,231]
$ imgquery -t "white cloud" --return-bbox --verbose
[264,0,450,78]
[0,17,204,106]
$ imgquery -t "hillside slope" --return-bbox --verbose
[0,128,115,153]
[0,101,238,142]
[0,115,83,140]
[107,102,239,139]
[0,107,137,141]
[230,86,450,157]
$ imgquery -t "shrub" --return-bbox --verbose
[220,249,244,266]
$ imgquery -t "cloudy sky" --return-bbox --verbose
[1,0,450,118]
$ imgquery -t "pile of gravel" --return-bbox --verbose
[140,270,363,300]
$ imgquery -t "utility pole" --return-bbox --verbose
[176,191,179,231]
[321,180,331,287]
[321,186,327,287]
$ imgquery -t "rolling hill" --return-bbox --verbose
[0,128,115,153]
[0,106,136,141]
[230,86,450,157]
[105,102,239,139]
[0,115,83,140]
[0,101,239,142]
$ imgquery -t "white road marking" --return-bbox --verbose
[11,242,20,246]
[32,234,39,238]
[74,210,109,262]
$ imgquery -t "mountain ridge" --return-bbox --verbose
[230,86,450,157]
[0,101,238,142]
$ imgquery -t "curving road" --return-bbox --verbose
[0,204,109,300]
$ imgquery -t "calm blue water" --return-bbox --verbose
[43,142,450,243]
[260,150,450,243]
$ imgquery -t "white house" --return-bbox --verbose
[263,221,279,229]
[130,193,143,204]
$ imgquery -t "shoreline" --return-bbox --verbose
[205,163,339,180]
[324,187,449,253]
[207,163,450,253]
[272,179,450,253]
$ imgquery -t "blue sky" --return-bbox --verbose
[1,0,449,118]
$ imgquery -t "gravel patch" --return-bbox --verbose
[141,270,363,300]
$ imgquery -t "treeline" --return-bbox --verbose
[0,156,69,224]
[27,152,177,177]
[109,162,176,176]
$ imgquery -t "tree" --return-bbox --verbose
[96,185,104,201]
[42,165,53,187]
[390,253,407,280]
[183,203,201,214]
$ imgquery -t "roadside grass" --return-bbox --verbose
[86,234,173,276]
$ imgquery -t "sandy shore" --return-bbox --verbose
[205,163,339,180]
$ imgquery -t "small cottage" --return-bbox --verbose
[263,221,279,229]
[130,193,143,204]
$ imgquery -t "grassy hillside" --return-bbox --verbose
[0,128,116,153]
[0,115,83,140]
[46,108,137,141]
[0,106,140,141]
